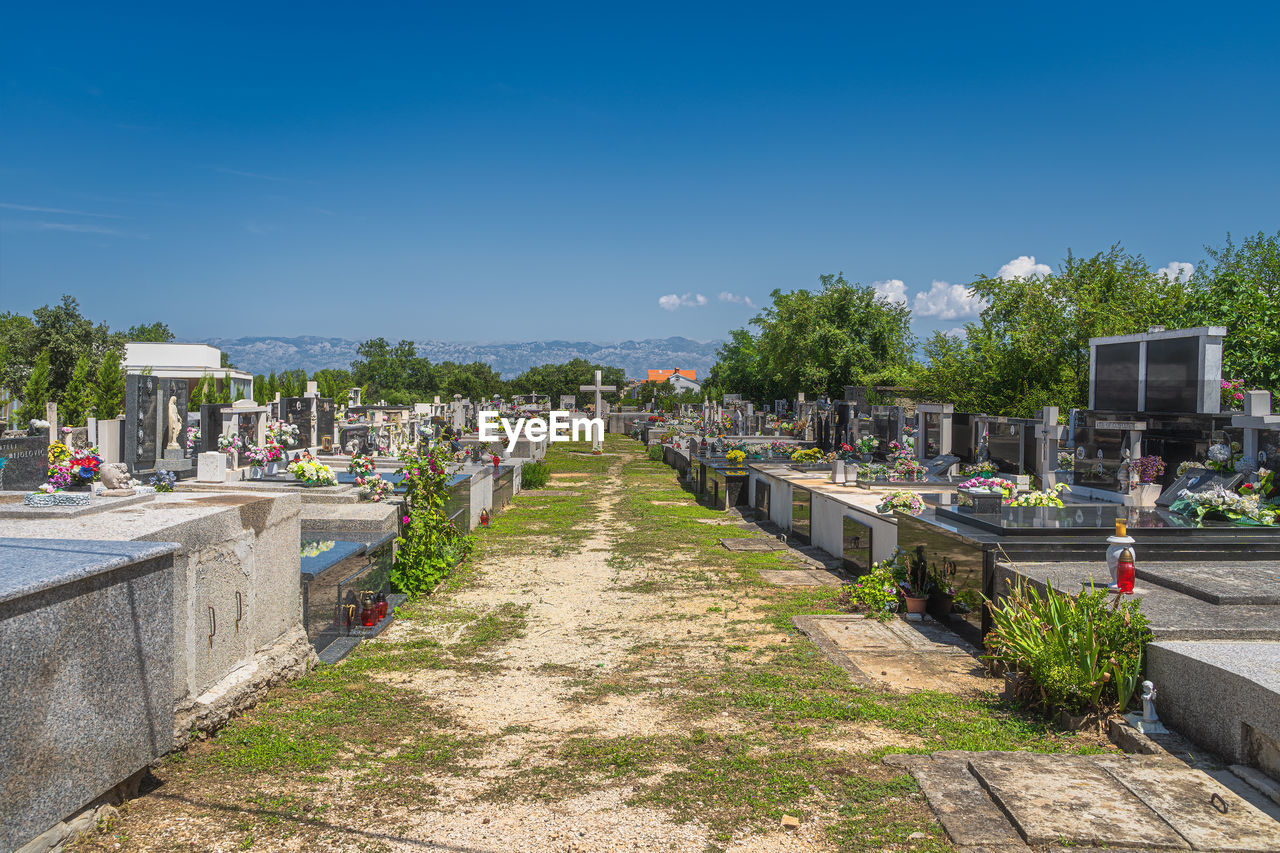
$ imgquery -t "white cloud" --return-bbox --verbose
[998,255,1052,280]
[36,221,124,236]
[0,202,122,218]
[943,327,968,338]
[717,291,756,308]
[658,292,708,311]
[872,279,908,305]
[1155,261,1194,283]
[913,280,987,320]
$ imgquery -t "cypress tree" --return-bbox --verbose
[93,348,125,420]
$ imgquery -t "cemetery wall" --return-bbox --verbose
[808,497,898,566]
[468,467,493,530]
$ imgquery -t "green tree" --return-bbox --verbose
[188,373,208,408]
[17,350,51,427]
[126,322,175,342]
[748,273,916,401]
[93,349,125,419]
[30,295,121,403]
[0,312,37,400]
[313,368,353,400]
[706,329,765,402]
[253,374,270,405]
[916,246,1195,414]
[218,372,233,404]
[1181,231,1280,395]
[61,353,97,426]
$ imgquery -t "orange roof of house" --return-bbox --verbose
[647,369,697,382]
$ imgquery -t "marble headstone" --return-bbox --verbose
[316,398,335,449]
[0,434,50,492]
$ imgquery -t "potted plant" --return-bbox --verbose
[1133,454,1165,484]
[856,435,878,462]
[901,546,932,614]
[928,558,957,620]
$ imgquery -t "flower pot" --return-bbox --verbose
[249,466,264,480]
[904,594,928,615]
[266,460,280,476]
[927,591,954,620]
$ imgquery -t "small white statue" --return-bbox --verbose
[166,394,182,450]
[1141,681,1159,723]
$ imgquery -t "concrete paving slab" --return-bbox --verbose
[758,568,844,586]
[720,537,786,552]
[910,756,1029,850]
[795,614,992,693]
[967,752,1189,849]
[1093,755,1280,852]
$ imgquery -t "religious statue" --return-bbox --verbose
[1141,681,1159,723]
[166,393,182,450]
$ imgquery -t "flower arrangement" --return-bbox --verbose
[1175,460,1209,478]
[349,453,377,476]
[876,490,924,516]
[1172,484,1276,525]
[961,461,998,476]
[768,440,791,454]
[39,467,73,493]
[891,456,928,482]
[855,436,878,454]
[185,427,201,453]
[1132,454,1165,483]
[725,449,746,464]
[149,471,177,492]
[959,476,1016,496]
[1221,379,1247,410]
[1057,450,1074,470]
[355,474,394,502]
[1007,483,1068,507]
[790,447,825,463]
[288,455,338,487]
[47,445,102,487]
[48,441,72,469]
[266,419,300,448]
[242,445,273,468]
[217,433,243,453]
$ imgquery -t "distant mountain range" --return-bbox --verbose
[201,335,724,380]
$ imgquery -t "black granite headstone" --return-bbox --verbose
[1094,341,1142,411]
[200,404,224,453]
[1145,336,1200,413]
[157,379,189,460]
[1156,469,1244,508]
[0,433,50,492]
[952,413,977,463]
[316,398,335,448]
[125,374,158,472]
[339,425,370,455]
[283,397,313,446]
[926,454,961,480]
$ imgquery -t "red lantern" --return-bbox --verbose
[480,508,490,528]
[1116,548,1136,594]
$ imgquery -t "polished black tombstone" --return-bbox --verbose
[1094,341,1142,411]
[981,417,1037,475]
[156,378,189,462]
[922,411,942,458]
[0,433,50,491]
[952,412,977,463]
[754,479,771,519]
[283,397,314,445]
[199,404,225,453]
[125,374,158,473]
[1146,336,1202,413]
[339,424,371,455]
[316,398,336,448]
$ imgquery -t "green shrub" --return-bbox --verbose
[790,447,825,463]
[647,444,664,462]
[985,581,1150,715]
[391,446,472,598]
[521,460,550,489]
[836,561,900,619]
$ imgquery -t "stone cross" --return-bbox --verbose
[580,370,616,452]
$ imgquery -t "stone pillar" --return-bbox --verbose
[46,401,58,443]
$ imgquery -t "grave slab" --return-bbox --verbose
[904,755,1030,850]
[720,537,787,552]
[0,491,155,519]
[758,568,844,586]
[967,752,1188,849]
[1136,563,1280,606]
[1093,754,1280,852]
[794,614,991,693]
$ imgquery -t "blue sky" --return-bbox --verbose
[2,2,1278,344]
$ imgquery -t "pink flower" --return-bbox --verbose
[1234,393,1244,401]
[401,515,410,524]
